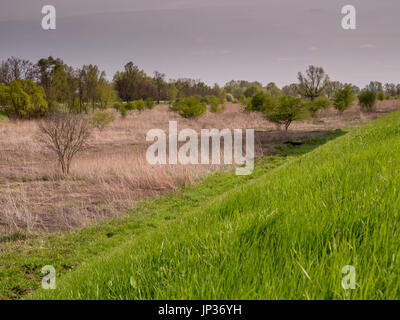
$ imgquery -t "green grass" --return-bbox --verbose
[0,131,341,299]
[26,111,400,299]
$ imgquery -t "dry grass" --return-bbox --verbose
[1,100,399,234]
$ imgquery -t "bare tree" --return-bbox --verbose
[297,65,330,100]
[39,114,91,175]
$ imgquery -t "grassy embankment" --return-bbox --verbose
[1,129,342,299]
[27,110,400,299]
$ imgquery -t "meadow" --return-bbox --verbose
[26,107,400,300]
[0,99,399,299]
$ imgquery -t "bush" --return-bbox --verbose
[307,96,331,116]
[209,96,225,113]
[90,112,115,131]
[124,102,135,110]
[377,92,385,101]
[171,97,206,118]
[145,98,155,109]
[263,96,308,131]
[226,93,234,102]
[247,92,267,112]
[0,80,48,119]
[133,99,146,111]
[119,104,127,117]
[247,92,275,112]
[333,85,355,113]
[358,90,377,112]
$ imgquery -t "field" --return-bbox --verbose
[0,100,399,299]
[22,106,400,300]
[1,101,398,234]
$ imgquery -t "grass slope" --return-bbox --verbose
[1,131,339,299]
[28,111,400,299]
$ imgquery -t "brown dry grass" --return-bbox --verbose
[1,100,399,234]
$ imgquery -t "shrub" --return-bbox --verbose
[247,92,275,112]
[209,96,225,113]
[333,85,355,113]
[125,102,135,110]
[358,90,377,112]
[171,97,206,118]
[0,80,48,119]
[39,113,91,175]
[377,92,385,101]
[119,104,127,117]
[90,112,115,131]
[226,93,234,102]
[247,92,267,112]
[133,99,146,111]
[263,96,308,131]
[307,96,331,116]
[145,98,155,109]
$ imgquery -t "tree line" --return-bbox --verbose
[1,57,400,120]
[0,56,225,118]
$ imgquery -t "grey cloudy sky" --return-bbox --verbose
[0,0,399,87]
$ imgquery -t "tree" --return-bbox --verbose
[243,85,259,98]
[325,81,343,99]
[265,82,282,97]
[154,71,166,104]
[171,97,206,118]
[366,81,383,93]
[307,96,331,116]
[0,80,48,118]
[281,83,299,97]
[384,83,397,97]
[263,96,308,131]
[114,62,148,102]
[247,92,275,112]
[333,85,355,114]
[358,90,377,112]
[39,114,91,175]
[0,57,37,84]
[297,66,330,100]
[81,64,105,111]
[97,80,117,109]
[37,57,67,109]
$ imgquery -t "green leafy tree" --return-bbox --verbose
[247,92,270,112]
[264,96,308,131]
[90,111,115,131]
[0,80,47,118]
[307,96,331,116]
[171,97,206,118]
[333,85,355,113]
[209,96,225,113]
[97,80,117,109]
[358,90,377,112]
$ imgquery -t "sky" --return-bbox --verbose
[0,0,399,87]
